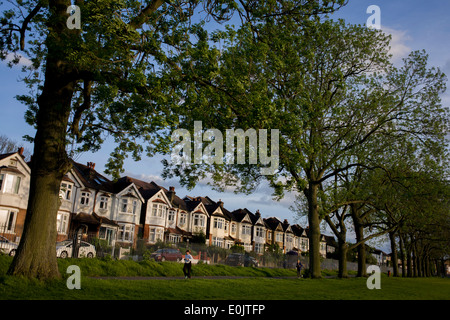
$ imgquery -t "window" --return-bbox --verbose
[151,203,167,217]
[80,192,90,205]
[255,226,264,238]
[231,223,236,234]
[0,209,16,232]
[99,227,115,245]
[168,210,175,223]
[99,196,108,210]
[193,214,205,227]
[120,198,128,212]
[276,233,283,242]
[149,228,163,242]
[120,198,138,214]
[118,224,134,242]
[179,213,186,226]
[301,238,309,251]
[241,224,251,235]
[224,221,229,232]
[213,218,224,229]
[212,237,224,247]
[132,200,138,215]
[56,213,69,234]
[60,183,72,200]
[1,174,21,194]
[168,234,181,243]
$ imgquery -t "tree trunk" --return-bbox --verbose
[7,0,74,279]
[388,231,399,277]
[305,182,322,279]
[338,240,348,278]
[351,205,366,277]
[399,232,406,277]
[412,242,418,277]
[406,241,413,278]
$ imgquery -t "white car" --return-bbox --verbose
[56,240,96,258]
[0,235,18,256]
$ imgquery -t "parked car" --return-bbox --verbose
[150,248,183,262]
[0,235,18,256]
[56,240,96,258]
[225,253,259,267]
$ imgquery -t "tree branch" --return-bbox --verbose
[128,0,164,30]
[20,2,42,50]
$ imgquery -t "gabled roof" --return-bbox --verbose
[291,224,307,237]
[281,219,293,233]
[0,152,15,161]
[0,150,31,175]
[183,196,209,216]
[231,208,253,224]
[264,217,284,231]
[114,176,160,199]
[115,177,186,209]
[71,161,113,192]
[248,210,264,225]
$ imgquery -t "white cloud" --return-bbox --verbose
[381,26,412,64]
[2,52,33,67]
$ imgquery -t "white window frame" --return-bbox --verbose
[276,232,283,242]
[56,212,69,234]
[213,217,224,229]
[149,227,163,242]
[99,196,109,210]
[242,224,251,235]
[255,226,264,238]
[151,203,167,218]
[193,214,205,227]
[118,224,134,242]
[168,210,175,223]
[0,208,17,233]
[60,183,73,201]
[179,212,186,226]
[80,191,91,205]
[212,236,224,247]
[1,174,21,194]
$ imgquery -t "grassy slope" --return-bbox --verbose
[0,255,448,300]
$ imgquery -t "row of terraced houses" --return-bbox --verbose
[0,148,336,256]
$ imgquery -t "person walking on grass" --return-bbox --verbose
[296,260,303,279]
[183,250,193,279]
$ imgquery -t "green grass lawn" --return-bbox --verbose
[0,255,448,300]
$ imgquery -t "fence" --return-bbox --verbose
[0,226,394,273]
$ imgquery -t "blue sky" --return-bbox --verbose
[1,0,449,251]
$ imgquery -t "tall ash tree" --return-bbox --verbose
[0,0,346,279]
[163,16,448,278]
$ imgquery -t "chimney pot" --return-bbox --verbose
[169,186,175,192]
[18,147,24,156]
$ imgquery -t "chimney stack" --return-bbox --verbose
[256,210,261,218]
[87,162,96,170]
[18,147,24,156]
[218,199,223,208]
[168,186,175,202]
